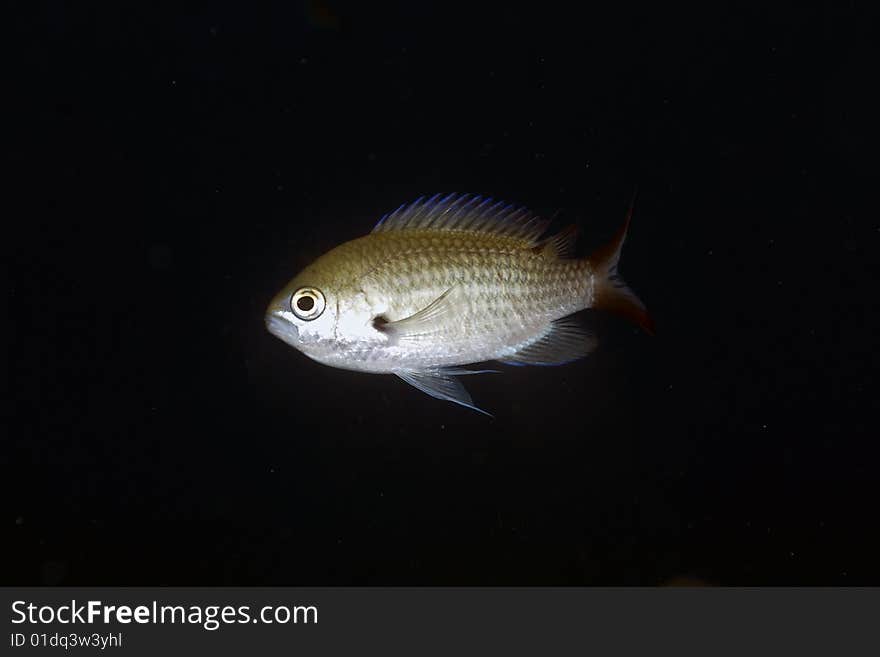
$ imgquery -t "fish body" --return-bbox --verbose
[266,193,652,413]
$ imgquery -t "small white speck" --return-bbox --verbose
[170,80,177,86]
[299,57,308,65]
[762,424,767,429]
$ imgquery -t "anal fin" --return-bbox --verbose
[498,316,596,366]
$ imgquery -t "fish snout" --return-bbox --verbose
[265,310,300,347]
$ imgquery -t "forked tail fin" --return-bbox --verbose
[589,202,655,334]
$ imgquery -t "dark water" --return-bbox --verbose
[7,3,876,584]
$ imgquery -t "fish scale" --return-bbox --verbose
[363,235,587,337]
[265,193,652,414]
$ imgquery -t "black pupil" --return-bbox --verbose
[296,295,315,312]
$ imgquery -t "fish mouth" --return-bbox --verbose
[265,310,300,347]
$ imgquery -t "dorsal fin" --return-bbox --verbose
[532,224,579,259]
[372,193,551,245]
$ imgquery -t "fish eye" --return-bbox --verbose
[290,287,325,321]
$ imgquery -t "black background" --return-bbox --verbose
[7,2,877,585]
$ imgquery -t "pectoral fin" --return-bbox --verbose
[395,367,493,416]
[377,287,458,342]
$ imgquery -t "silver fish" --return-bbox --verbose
[266,193,653,414]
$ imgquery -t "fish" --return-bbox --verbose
[265,193,653,415]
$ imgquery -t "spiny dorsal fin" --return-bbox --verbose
[372,193,550,245]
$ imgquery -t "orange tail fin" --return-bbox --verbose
[589,202,655,334]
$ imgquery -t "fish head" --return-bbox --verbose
[265,267,339,357]
[265,246,385,368]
